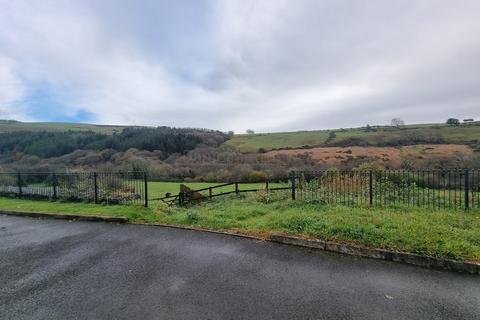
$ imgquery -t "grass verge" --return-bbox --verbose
[1,193,479,262]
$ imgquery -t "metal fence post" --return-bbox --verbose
[369,170,373,206]
[465,169,469,210]
[52,172,57,201]
[17,173,22,198]
[144,172,148,207]
[291,171,296,200]
[94,172,98,204]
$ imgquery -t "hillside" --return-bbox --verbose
[0,126,229,158]
[266,144,474,169]
[1,120,479,181]
[226,122,480,152]
[0,120,131,134]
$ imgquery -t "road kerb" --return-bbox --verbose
[269,234,480,275]
[0,210,128,223]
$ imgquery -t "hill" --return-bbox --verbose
[0,120,479,181]
[0,126,229,158]
[0,120,131,134]
[226,122,480,152]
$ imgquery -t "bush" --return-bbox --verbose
[186,210,199,221]
[446,118,460,126]
[246,170,268,182]
[252,190,288,203]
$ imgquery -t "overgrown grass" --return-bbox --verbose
[1,193,479,262]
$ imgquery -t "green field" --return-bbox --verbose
[226,122,480,152]
[148,181,288,199]
[1,194,479,262]
[0,120,132,134]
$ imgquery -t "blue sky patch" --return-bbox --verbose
[23,85,96,123]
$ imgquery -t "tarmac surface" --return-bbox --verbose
[1,215,479,319]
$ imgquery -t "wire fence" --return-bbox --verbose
[0,172,148,206]
[292,169,480,210]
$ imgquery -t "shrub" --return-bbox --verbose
[247,170,268,182]
[252,190,288,203]
[186,210,199,221]
[446,118,460,126]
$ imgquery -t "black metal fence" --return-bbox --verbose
[292,169,480,210]
[0,172,148,206]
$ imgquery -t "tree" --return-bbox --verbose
[391,118,405,127]
[246,129,255,134]
[446,118,460,126]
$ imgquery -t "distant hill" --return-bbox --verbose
[0,120,478,180]
[0,120,133,134]
[226,122,480,152]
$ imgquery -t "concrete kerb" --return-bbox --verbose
[0,210,128,224]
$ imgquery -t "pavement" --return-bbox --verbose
[0,215,479,320]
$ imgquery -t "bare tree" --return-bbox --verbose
[391,118,405,126]
[246,129,255,134]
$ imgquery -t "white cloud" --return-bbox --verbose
[0,0,479,132]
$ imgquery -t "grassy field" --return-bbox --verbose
[147,181,288,199]
[226,131,331,152]
[226,122,480,152]
[0,120,132,134]
[1,193,479,262]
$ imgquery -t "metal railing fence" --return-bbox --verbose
[0,172,147,206]
[291,169,480,210]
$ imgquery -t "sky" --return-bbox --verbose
[0,0,479,133]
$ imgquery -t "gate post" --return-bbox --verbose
[94,172,98,204]
[369,170,373,206]
[465,169,469,210]
[17,173,22,198]
[52,173,58,201]
[291,171,296,200]
[179,191,184,206]
[144,172,148,207]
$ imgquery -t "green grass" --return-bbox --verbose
[1,193,479,262]
[226,131,330,152]
[226,122,480,152]
[0,197,154,218]
[0,121,132,134]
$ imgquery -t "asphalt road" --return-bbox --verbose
[0,215,479,320]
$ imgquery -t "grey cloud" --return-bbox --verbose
[0,0,479,132]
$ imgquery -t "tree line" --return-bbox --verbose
[0,127,230,158]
